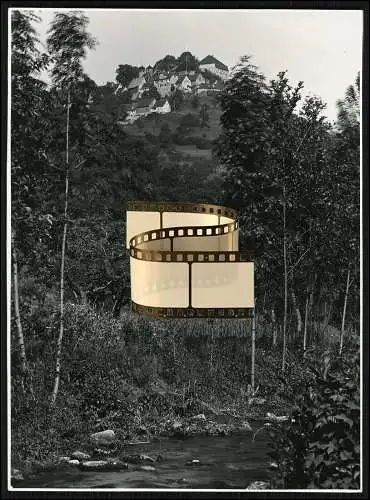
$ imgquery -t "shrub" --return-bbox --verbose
[263,344,360,489]
[179,113,200,131]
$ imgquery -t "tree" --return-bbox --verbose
[200,68,220,84]
[11,10,50,394]
[218,56,340,368]
[336,72,360,134]
[176,51,199,72]
[178,113,200,135]
[200,103,210,128]
[159,123,171,145]
[115,64,140,88]
[153,54,177,73]
[191,94,199,109]
[169,89,184,111]
[47,10,96,405]
[331,74,360,351]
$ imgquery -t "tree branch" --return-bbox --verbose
[288,246,312,276]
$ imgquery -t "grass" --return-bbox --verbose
[172,146,213,158]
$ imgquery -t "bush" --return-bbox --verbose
[263,345,360,489]
[179,113,200,131]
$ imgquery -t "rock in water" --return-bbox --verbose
[185,459,201,466]
[11,469,24,482]
[177,478,188,484]
[90,430,116,446]
[139,465,156,471]
[71,451,91,461]
[247,481,270,490]
[79,460,128,471]
[94,448,109,456]
[121,454,155,464]
[140,454,155,463]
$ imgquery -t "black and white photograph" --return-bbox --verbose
[4,3,365,494]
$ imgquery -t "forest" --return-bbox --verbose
[10,10,361,490]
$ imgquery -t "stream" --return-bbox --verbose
[18,424,271,489]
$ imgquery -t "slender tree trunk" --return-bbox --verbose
[309,274,316,326]
[303,286,309,355]
[282,185,288,373]
[271,306,277,347]
[339,265,351,355]
[12,239,27,375]
[262,290,267,314]
[51,88,71,406]
[291,288,303,341]
[251,304,256,392]
[12,234,35,399]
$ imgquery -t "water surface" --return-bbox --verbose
[20,424,270,489]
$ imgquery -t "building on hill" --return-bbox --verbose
[127,76,146,100]
[154,73,178,97]
[176,74,192,92]
[196,83,213,95]
[188,73,206,88]
[196,79,224,96]
[212,80,224,92]
[152,98,171,114]
[199,55,229,80]
[128,76,146,90]
[114,83,122,95]
[141,82,159,96]
[134,97,157,115]
[121,104,137,124]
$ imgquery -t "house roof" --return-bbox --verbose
[199,55,228,71]
[154,98,169,108]
[198,83,211,90]
[213,80,224,89]
[114,83,122,95]
[177,75,190,85]
[134,97,156,109]
[188,74,201,82]
[158,72,171,80]
[128,76,145,90]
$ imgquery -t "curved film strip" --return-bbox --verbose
[126,201,255,318]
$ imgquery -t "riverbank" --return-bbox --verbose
[11,390,288,486]
[12,423,273,489]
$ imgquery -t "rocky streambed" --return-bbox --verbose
[11,417,276,489]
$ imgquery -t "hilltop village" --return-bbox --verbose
[114,54,229,124]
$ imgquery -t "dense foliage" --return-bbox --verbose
[264,342,360,489]
[218,56,360,349]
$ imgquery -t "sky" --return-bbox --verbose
[27,8,363,122]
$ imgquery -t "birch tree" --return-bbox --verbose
[47,11,96,405]
[11,10,49,394]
